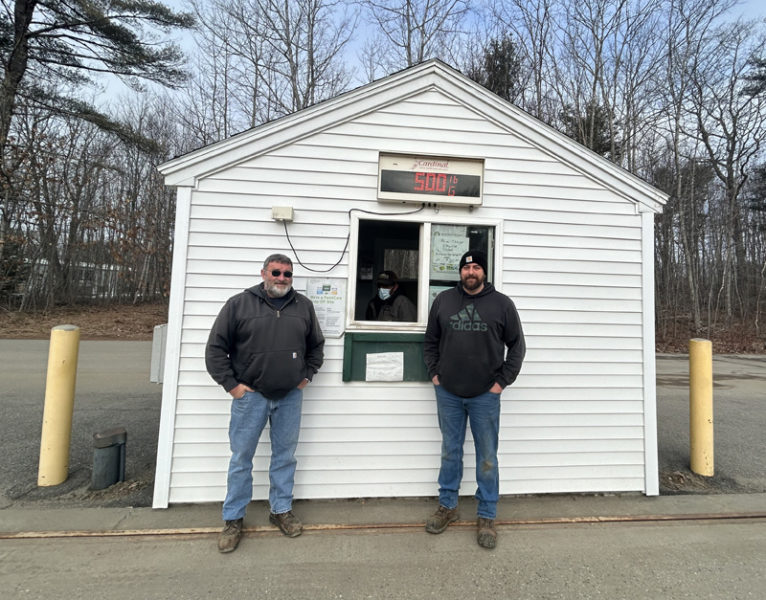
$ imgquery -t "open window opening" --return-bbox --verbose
[354,220,420,322]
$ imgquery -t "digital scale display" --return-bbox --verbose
[377,154,484,206]
[380,170,481,198]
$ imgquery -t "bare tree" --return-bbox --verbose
[490,0,559,121]
[688,20,766,324]
[181,0,356,140]
[357,35,392,83]
[357,0,472,77]
[177,1,245,146]
[597,0,665,171]
[103,95,180,302]
[742,163,766,333]
[654,0,734,332]
[7,107,116,308]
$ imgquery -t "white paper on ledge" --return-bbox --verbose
[365,352,405,382]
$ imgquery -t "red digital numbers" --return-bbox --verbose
[414,172,459,195]
[449,175,457,196]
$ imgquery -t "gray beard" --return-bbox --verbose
[265,283,291,298]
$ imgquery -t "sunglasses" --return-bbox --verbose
[270,269,293,278]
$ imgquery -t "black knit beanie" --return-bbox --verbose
[459,250,488,274]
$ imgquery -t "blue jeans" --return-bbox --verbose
[434,385,501,519]
[222,387,302,521]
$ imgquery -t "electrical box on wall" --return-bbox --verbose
[272,206,294,222]
[377,153,484,207]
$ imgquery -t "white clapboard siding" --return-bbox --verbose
[155,60,665,508]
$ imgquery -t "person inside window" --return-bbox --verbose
[365,270,417,322]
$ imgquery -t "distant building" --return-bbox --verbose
[22,259,128,302]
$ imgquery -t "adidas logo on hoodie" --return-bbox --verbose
[449,303,488,332]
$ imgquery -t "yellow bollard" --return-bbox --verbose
[38,324,81,486]
[689,338,714,477]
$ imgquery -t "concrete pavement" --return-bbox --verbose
[2,496,765,600]
[2,492,766,537]
[3,516,763,600]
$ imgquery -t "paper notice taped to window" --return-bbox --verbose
[365,352,404,382]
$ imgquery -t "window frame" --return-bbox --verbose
[346,211,503,331]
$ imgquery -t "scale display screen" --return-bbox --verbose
[377,154,483,206]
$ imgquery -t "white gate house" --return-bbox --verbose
[154,60,667,508]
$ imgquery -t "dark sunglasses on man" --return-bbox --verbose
[271,269,293,278]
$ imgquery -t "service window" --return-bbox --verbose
[351,217,495,326]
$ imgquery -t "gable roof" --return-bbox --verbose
[159,59,667,213]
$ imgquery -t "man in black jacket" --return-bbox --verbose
[365,270,417,321]
[423,249,525,549]
[206,253,324,553]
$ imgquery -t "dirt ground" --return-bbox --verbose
[656,323,766,354]
[0,303,169,340]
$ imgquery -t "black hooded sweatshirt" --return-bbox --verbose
[205,284,325,399]
[424,282,525,398]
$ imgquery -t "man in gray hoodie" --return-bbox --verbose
[206,253,324,553]
[423,249,525,549]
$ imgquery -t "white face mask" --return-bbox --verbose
[378,288,392,301]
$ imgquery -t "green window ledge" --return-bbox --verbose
[342,332,430,382]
